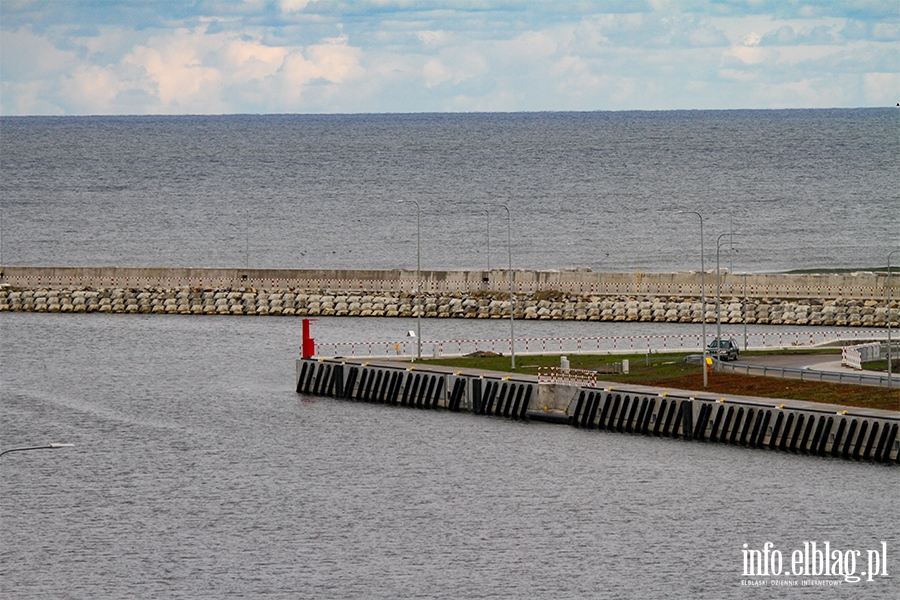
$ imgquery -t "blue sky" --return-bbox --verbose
[1,0,897,115]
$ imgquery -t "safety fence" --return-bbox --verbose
[313,329,888,359]
[840,341,895,371]
[842,343,872,370]
[537,367,598,387]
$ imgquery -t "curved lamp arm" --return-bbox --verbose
[0,443,74,457]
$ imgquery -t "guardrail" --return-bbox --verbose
[716,361,897,388]
[313,329,889,359]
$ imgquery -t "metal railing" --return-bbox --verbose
[715,360,897,388]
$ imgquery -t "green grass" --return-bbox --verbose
[418,348,900,410]
[419,348,841,380]
[862,359,900,373]
[782,266,899,274]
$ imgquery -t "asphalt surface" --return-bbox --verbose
[737,354,858,372]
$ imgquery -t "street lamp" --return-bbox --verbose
[888,250,899,387]
[1,443,74,458]
[397,200,422,360]
[496,204,515,370]
[716,232,742,347]
[484,209,490,272]
[678,211,707,387]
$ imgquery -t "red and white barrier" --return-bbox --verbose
[841,341,882,370]
[312,329,887,358]
[537,366,597,387]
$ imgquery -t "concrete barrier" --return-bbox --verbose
[1,265,896,299]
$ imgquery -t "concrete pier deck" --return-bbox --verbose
[297,357,900,464]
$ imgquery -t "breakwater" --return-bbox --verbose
[1,266,897,326]
[0,266,895,298]
[298,358,900,464]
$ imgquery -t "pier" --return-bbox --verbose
[297,357,900,465]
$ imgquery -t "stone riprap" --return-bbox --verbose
[1,286,897,327]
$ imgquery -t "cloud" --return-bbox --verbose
[281,36,363,85]
[760,23,851,46]
[280,0,313,14]
[1,0,897,115]
[422,49,489,89]
[0,25,76,81]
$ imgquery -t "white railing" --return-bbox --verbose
[313,329,887,359]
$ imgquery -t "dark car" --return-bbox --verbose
[707,338,740,361]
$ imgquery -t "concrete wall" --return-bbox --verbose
[1,266,896,300]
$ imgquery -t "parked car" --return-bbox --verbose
[707,338,740,361]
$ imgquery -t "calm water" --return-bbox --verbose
[2,111,899,597]
[1,312,897,598]
[1,110,897,273]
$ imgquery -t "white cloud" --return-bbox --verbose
[221,36,290,80]
[415,30,451,48]
[422,58,452,88]
[0,26,77,81]
[420,47,488,88]
[743,32,762,46]
[279,0,313,15]
[1,1,896,115]
[60,63,133,114]
[0,24,365,114]
[863,72,898,103]
[503,30,560,61]
[122,31,225,111]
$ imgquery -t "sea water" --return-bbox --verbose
[1,110,898,598]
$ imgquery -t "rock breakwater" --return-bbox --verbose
[1,286,896,327]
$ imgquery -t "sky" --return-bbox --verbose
[0,0,897,116]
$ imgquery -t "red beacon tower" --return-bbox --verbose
[301,318,317,358]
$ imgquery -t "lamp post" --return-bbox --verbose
[485,209,490,272]
[1,443,74,458]
[678,211,707,387]
[743,272,748,351]
[888,250,899,387]
[497,204,515,370]
[716,232,742,348]
[397,200,422,359]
